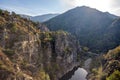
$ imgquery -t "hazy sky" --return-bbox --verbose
[0,0,120,16]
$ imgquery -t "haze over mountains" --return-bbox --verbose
[44,6,119,52]
[31,14,59,22]
[20,14,59,22]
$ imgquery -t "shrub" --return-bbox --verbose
[106,70,120,80]
[21,59,28,67]
[3,49,15,57]
[38,68,50,80]
[64,47,71,54]
[8,23,18,32]
[0,9,2,15]
[83,47,89,52]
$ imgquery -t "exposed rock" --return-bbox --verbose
[0,10,82,80]
[83,58,92,72]
[87,46,120,80]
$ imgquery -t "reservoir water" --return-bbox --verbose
[69,68,88,80]
[59,68,88,80]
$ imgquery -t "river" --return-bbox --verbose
[60,58,92,80]
[59,68,88,80]
[69,68,88,80]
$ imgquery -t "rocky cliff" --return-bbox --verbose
[0,9,82,80]
[87,46,120,80]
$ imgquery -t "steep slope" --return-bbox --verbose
[0,9,82,80]
[98,18,120,52]
[45,6,118,52]
[31,14,59,22]
[88,46,120,80]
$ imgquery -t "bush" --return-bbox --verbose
[3,49,15,57]
[8,23,18,32]
[4,10,10,16]
[38,68,50,80]
[106,70,120,80]
[64,47,71,54]
[0,9,2,15]
[83,47,89,52]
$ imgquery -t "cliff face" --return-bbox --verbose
[0,10,82,80]
[87,46,120,80]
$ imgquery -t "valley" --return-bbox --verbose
[0,5,120,80]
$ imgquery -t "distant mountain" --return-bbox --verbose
[45,6,118,52]
[104,18,120,48]
[20,14,59,22]
[20,14,32,19]
[31,14,59,22]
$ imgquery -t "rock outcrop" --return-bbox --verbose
[0,9,82,80]
[87,46,120,80]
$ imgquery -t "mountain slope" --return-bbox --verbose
[88,46,120,80]
[45,6,118,52]
[99,18,120,51]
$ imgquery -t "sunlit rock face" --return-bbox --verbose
[87,46,120,80]
[0,10,82,80]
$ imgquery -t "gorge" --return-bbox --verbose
[0,5,120,80]
[0,9,85,80]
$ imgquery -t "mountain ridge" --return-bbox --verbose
[20,13,59,22]
[45,6,119,52]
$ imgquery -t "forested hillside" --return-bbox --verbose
[45,6,119,52]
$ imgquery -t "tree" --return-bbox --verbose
[0,9,2,15]
[4,10,10,16]
[11,11,16,15]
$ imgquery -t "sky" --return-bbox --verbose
[0,0,120,16]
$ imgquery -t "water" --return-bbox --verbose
[59,68,88,80]
[69,68,88,80]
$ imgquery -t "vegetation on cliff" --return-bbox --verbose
[0,9,82,80]
[88,46,120,80]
